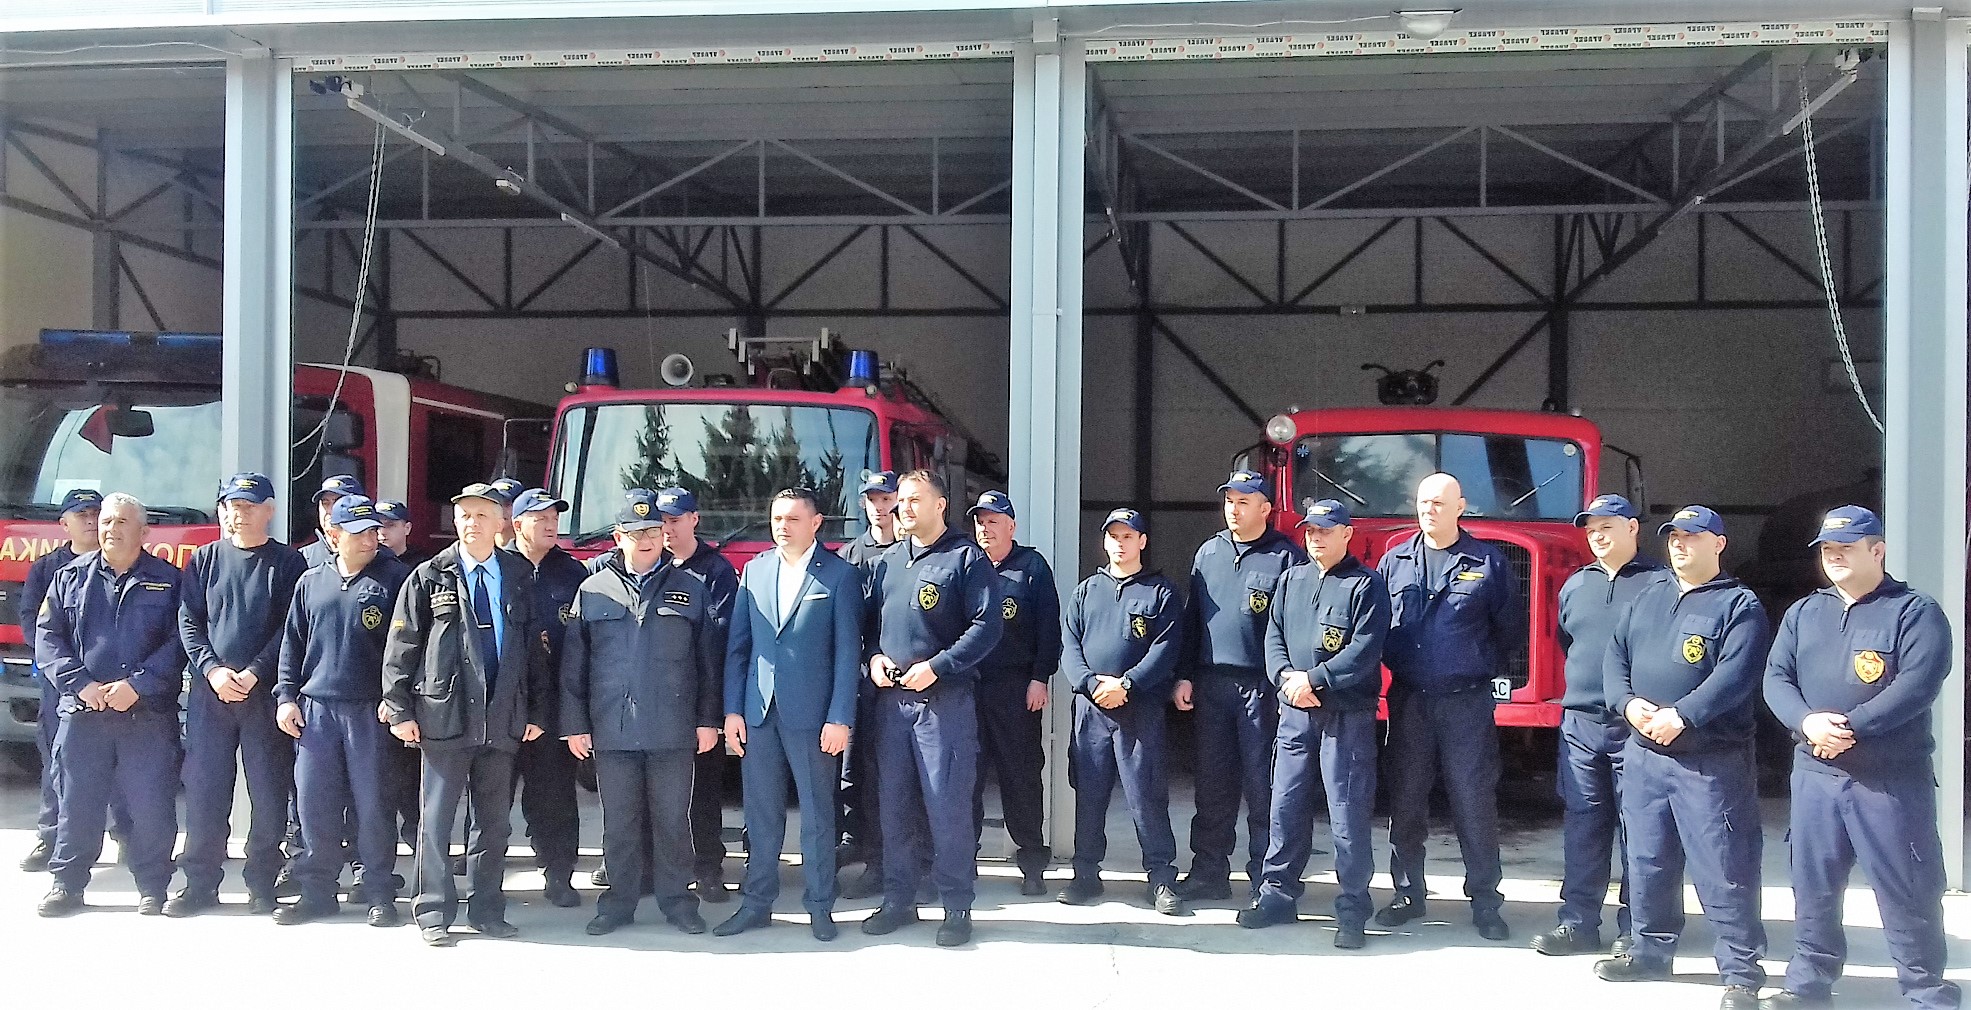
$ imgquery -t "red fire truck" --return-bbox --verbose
[544,330,1001,566]
[1246,405,1615,729]
[0,329,546,753]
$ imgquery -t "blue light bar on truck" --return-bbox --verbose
[40,330,221,348]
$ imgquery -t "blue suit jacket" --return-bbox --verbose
[724,546,863,730]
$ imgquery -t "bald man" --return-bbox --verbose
[1374,473,1522,941]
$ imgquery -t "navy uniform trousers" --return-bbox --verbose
[738,706,841,915]
[1187,671,1277,886]
[594,748,697,922]
[513,735,581,883]
[691,748,727,882]
[48,709,180,897]
[1385,685,1505,915]
[1623,741,1767,989]
[842,684,885,864]
[1556,711,1630,939]
[877,684,979,911]
[414,746,516,928]
[294,697,397,906]
[1069,695,1177,887]
[973,674,1050,875]
[35,674,128,848]
[180,685,295,896]
[1254,706,1377,926]
[1785,766,1959,1009]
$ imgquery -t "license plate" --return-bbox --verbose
[1490,677,1512,703]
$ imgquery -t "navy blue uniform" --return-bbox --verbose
[1254,555,1390,926]
[836,529,895,875]
[277,554,411,907]
[1765,579,1959,1009]
[19,544,128,851]
[35,551,186,899]
[1180,528,1306,889]
[866,528,1002,912]
[1062,567,1182,888]
[676,541,739,887]
[1377,531,1521,919]
[509,544,589,885]
[1551,558,1661,942]
[1605,571,1769,989]
[972,544,1060,878]
[177,539,309,899]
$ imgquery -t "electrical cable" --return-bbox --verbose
[1800,75,1883,434]
[293,119,385,477]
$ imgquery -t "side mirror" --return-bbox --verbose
[323,411,363,451]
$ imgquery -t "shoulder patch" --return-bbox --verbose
[664,590,693,607]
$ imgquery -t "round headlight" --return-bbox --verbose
[1264,413,1297,446]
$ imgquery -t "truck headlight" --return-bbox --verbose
[1264,413,1297,446]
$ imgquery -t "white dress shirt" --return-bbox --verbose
[777,542,816,625]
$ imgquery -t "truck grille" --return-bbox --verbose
[1483,540,1532,692]
[0,581,19,628]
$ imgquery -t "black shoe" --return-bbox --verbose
[1173,875,1232,901]
[246,893,278,916]
[1758,992,1833,1009]
[136,894,166,916]
[668,909,707,935]
[1532,924,1603,955]
[1151,884,1188,917]
[695,877,731,903]
[1020,872,1047,897]
[1720,986,1761,1010]
[1056,877,1104,905]
[840,865,883,900]
[1594,955,1672,982]
[471,919,518,938]
[1374,895,1426,927]
[37,888,82,918]
[163,890,220,918]
[1236,902,1296,929]
[272,868,302,898]
[543,879,582,908]
[368,903,400,927]
[860,903,921,935]
[1334,922,1367,949]
[811,912,838,941]
[584,913,629,936]
[19,840,53,872]
[713,907,773,937]
[589,867,610,888]
[1475,912,1511,941]
[936,909,972,947]
[421,925,456,947]
[272,898,339,925]
[1610,934,1635,959]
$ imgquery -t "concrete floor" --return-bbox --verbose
[1,756,1967,1009]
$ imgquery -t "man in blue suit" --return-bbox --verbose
[712,488,863,942]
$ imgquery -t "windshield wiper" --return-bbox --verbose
[714,515,857,549]
[1507,469,1568,510]
[1305,466,1369,506]
[569,527,618,549]
[144,506,213,524]
[0,500,62,520]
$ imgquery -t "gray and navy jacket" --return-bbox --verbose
[1263,553,1391,713]
[559,551,723,751]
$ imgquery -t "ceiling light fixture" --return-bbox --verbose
[1394,9,1461,39]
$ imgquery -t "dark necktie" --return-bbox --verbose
[472,568,499,691]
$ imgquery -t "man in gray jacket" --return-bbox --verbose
[561,488,723,937]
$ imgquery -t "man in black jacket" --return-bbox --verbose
[506,488,590,908]
[561,488,723,937]
[382,483,550,946]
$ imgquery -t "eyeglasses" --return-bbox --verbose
[619,527,665,543]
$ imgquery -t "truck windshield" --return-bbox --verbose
[0,381,220,523]
[1292,431,1584,521]
[552,401,878,544]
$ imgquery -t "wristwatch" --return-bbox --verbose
[1117,677,1134,693]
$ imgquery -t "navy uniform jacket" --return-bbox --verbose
[19,543,79,633]
[1263,554,1391,713]
[1764,578,1951,780]
[380,546,550,751]
[1062,567,1182,698]
[675,539,739,670]
[1183,528,1307,677]
[300,537,397,569]
[1604,571,1770,755]
[1557,558,1665,720]
[512,544,589,732]
[723,546,864,730]
[978,544,1061,686]
[35,550,186,716]
[865,528,1002,686]
[559,553,722,751]
[836,529,894,574]
[1379,530,1523,693]
[276,554,411,705]
[179,539,309,689]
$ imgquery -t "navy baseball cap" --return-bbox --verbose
[217,473,275,504]
[1573,493,1640,527]
[859,470,899,496]
[329,495,383,533]
[1658,505,1726,537]
[374,500,411,524]
[59,489,104,514]
[315,474,364,502]
[1219,469,1269,496]
[451,482,504,506]
[1809,505,1884,546]
[654,487,696,517]
[513,488,569,516]
[486,477,526,505]
[1297,499,1353,529]
[1101,507,1148,534]
[618,489,665,531]
[968,490,1016,520]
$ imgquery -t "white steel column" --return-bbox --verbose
[221,53,294,494]
[1011,19,1086,854]
[1884,11,1968,887]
